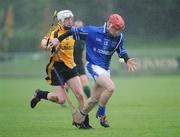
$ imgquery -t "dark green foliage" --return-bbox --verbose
[0,0,180,52]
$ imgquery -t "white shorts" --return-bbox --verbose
[85,62,110,81]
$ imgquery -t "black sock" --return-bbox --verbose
[37,90,49,100]
[84,115,89,123]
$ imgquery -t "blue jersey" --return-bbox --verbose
[70,23,128,70]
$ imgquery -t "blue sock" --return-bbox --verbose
[97,105,106,116]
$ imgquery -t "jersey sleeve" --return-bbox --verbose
[116,34,129,62]
[116,34,126,56]
[70,26,90,40]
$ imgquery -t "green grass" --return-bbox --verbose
[0,76,180,137]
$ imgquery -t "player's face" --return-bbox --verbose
[63,17,74,27]
[109,27,121,37]
[107,22,124,37]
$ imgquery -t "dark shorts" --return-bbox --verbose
[76,63,85,75]
[45,61,78,86]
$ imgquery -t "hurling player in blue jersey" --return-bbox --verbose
[50,14,137,128]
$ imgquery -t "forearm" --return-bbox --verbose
[57,30,72,42]
[121,53,130,63]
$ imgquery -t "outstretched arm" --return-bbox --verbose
[126,58,137,72]
[50,26,89,48]
[49,30,72,48]
[117,35,137,72]
[120,54,137,72]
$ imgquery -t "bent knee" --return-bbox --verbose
[57,98,66,104]
[107,84,116,93]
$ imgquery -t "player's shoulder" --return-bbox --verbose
[51,24,60,32]
[84,25,104,33]
[82,25,97,31]
[52,23,66,32]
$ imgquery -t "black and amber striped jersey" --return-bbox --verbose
[44,23,75,69]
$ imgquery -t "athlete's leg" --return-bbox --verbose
[30,86,67,108]
[80,74,91,98]
[80,74,89,86]
[66,76,93,128]
[80,63,113,127]
[47,86,66,104]
[95,74,115,127]
[96,75,115,107]
[78,82,107,128]
[66,76,85,110]
[81,83,104,114]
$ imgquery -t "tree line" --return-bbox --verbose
[0,0,179,52]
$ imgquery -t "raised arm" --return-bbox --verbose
[48,30,72,49]
[50,26,89,48]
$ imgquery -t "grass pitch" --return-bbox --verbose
[0,75,179,137]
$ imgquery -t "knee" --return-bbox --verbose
[107,84,116,93]
[57,98,66,104]
[75,91,84,101]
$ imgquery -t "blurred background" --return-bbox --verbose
[0,0,180,77]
